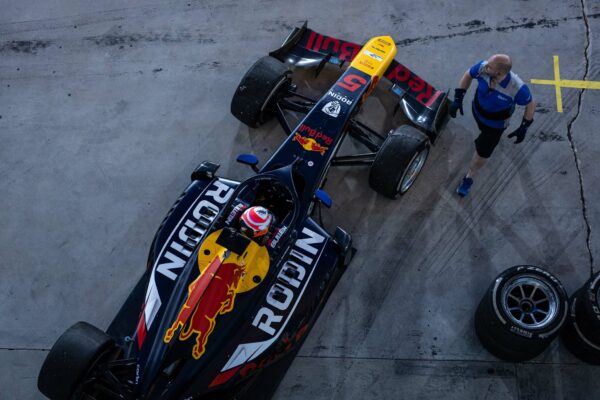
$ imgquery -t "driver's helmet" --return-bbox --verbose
[239,206,273,238]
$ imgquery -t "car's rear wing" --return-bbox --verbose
[270,23,449,141]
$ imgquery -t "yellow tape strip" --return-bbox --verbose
[532,79,600,90]
[553,55,563,113]
[530,79,557,85]
[530,55,600,112]
[558,80,600,90]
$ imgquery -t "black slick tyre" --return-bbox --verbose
[577,271,600,337]
[368,125,430,199]
[474,301,533,362]
[474,265,568,361]
[561,290,600,365]
[38,321,115,400]
[231,56,291,128]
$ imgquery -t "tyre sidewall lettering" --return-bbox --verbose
[490,266,567,341]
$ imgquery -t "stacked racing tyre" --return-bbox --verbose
[231,56,291,128]
[561,271,600,364]
[475,265,568,362]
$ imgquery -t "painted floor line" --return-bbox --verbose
[531,55,600,112]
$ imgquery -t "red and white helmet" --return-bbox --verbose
[239,206,273,238]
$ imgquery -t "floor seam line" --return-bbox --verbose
[296,354,585,366]
[566,0,594,277]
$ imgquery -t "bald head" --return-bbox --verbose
[484,54,512,81]
[488,54,512,74]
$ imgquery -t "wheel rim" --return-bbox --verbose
[500,274,559,330]
[398,147,429,194]
[259,75,290,116]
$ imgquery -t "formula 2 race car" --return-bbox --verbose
[38,25,449,400]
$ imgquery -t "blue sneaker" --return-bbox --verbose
[456,176,474,197]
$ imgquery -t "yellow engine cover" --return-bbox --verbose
[349,36,397,80]
[197,229,270,293]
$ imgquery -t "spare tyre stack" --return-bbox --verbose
[561,271,600,364]
[474,265,569,362]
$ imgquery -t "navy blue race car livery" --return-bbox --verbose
[38,25,449,400]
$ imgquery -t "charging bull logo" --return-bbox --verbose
[163,229,270,360]
[293,133,329,156]
[164,257,246,359]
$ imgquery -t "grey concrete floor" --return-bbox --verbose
[1,0,599,399]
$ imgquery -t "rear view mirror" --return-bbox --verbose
[315,189,332,208]
[236,154,259,172]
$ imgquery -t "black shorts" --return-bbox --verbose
[473,116,506,159]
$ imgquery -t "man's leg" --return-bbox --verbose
[466,152,486,178]
[456,125,503,197]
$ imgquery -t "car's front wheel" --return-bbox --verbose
[231,56,291,128]
[368,125,430,199]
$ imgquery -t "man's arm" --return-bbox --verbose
[458,70,473,90]
[507,98,536,144]
[524,99,536,121]
[449,70,474,118]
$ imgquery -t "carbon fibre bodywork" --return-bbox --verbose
[270,23,449,141]
[102,34,387,398]
[107,173,348,399]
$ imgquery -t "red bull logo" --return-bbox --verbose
[164,256,245,359]
[297,123,333,145]
[163,228,270,360]
[292,133,329,156]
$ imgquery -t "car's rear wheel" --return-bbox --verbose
[38,321,115,400]
[231,56,291,128]
[474,265,568,361]
[368,125,430,199]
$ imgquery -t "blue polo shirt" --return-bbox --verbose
[469,60,532,129]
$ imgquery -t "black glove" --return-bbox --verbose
[507,118,533,144]
[449,88,466,118]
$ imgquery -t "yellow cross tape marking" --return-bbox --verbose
[555,80,600,89]
[530,55,600,113]
[532,79,600,89]
[552,55,563,113]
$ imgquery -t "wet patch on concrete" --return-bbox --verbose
[184,61,221,71]
[396,27,492,46]
[391,361,516,379]
[390,13,408,25]
[447,20,486,29]
[84,30,215,47]
[397,14,600,46]
[0,39,52,54]
[496,18,558,32]
[537,131,566,142]
[261,20,295,33]
[112,100,129,116]
[536,104,552,114]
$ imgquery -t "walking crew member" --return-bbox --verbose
[450,54,536,197]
